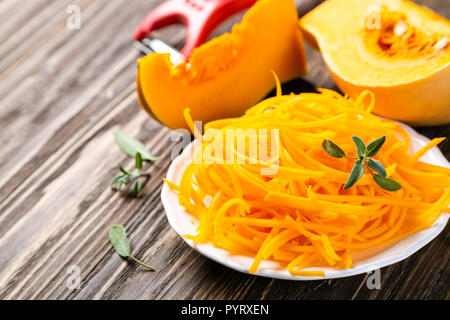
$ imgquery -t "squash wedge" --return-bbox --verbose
[137,0,307,129]
[300,0,450,126]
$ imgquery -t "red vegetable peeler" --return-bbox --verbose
[134,0,258,58]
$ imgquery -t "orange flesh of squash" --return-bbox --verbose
[137,0,307,130]
[299,0,450,126]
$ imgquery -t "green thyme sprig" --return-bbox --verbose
[111,130,160,197]
[322,136,402,191]
[111,152,149,196]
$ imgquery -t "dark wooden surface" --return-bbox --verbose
[0,0,448,300]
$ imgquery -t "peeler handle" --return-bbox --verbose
[134,0,257,58]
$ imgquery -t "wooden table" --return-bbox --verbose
[0,0,448,300]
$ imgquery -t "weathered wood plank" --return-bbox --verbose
[0,0,448,300]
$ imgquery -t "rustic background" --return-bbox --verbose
[0,0,448,300]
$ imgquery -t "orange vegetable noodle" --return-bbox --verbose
[165,87,450,277]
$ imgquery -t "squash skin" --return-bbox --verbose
[300,0,450,126]
[137,0,307,130]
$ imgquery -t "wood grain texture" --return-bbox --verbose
[0,0,448,300]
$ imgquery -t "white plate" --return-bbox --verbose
[161,123,449,280]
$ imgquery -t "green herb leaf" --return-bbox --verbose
[111,175,130,191]
[344,159,364,190]
[114,130,159,161]
[322,136,401,192]
[108,225,155,271]
[109,225,131,258]
[135,152,143,170]
[366,136,386,157]
[322,139,346,158]
[373,174,402,191]
[119,163,132,176]
[366,158,386,180]
[111,175,124,187]
[133,180,142,197]
[352,136,366,158]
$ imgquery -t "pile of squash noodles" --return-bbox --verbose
[165,84,450,277]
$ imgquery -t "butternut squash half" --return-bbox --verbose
[137,0,306,129]
[300,0,450,126]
